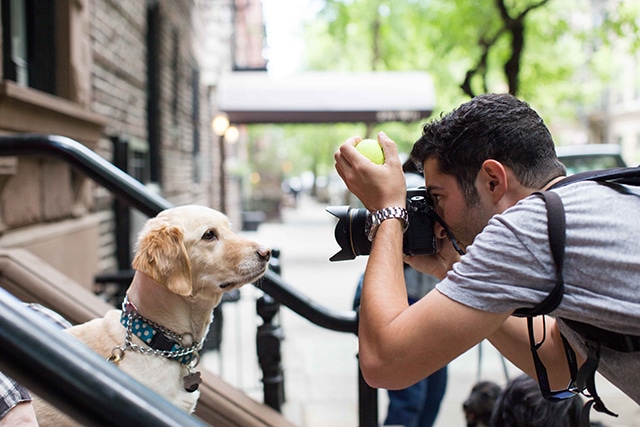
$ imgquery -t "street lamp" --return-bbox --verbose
[212,113,237,213]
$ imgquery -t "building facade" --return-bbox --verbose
[0,0,251,290]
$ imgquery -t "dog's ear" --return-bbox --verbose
[132,218,193,296]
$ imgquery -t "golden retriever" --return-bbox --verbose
[33,205,271,426]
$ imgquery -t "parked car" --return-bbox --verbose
[556,144,627,175]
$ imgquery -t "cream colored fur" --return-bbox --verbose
[32,205,271,426]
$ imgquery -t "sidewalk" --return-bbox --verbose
[202,194,639,427]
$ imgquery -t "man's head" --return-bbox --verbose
[411,93,566,207]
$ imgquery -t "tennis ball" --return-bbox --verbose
[355,139,385,165]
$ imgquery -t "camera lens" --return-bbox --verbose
[326,206,371,261]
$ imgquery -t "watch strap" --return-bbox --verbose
[366,207,409,241]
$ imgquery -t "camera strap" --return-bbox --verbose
[426,209,465,256]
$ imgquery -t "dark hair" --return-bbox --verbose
[410,93,566,205]
[490,375,582,427]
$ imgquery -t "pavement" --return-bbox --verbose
[201,194,639,427]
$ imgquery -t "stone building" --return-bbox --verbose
[0,0,249,290]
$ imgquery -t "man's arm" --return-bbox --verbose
[489,316,582,390]
[0,401,39,427]
[0,374,38,427]
[358,219,577,391]
[357,215,511,389]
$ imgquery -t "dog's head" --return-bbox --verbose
[489,374,584,427]
[131,205,271,298]
[463,380,502,427]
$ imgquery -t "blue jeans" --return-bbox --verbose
[383,364,448,427]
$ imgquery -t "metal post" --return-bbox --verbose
[257,249,285,411]
[358,361,379,427]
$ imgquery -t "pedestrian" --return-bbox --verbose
[333,93,640,425]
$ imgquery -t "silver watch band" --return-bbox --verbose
[366,206,409,241]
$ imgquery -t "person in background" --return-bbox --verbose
[0,374,38,427]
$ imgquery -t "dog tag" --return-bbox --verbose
[107,347,125,365]
[183,371,202,392]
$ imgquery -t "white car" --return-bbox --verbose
[556,144,627,175]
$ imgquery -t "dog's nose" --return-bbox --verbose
[258,246,271,261]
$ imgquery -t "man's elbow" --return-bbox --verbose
[359,352,407,390]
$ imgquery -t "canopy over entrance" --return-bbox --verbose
[216,71,435,124]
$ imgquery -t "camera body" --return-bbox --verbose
[327,187,437,261]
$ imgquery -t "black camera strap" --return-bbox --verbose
[426,209,465,256]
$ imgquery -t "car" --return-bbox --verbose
[556,144,627,175]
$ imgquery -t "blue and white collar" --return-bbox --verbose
[119,296,204,366]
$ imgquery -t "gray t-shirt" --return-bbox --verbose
[436,180,640,404]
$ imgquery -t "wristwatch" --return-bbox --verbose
[365,207,409,241]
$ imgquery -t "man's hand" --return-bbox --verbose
[404,235,462,280]
[334,132,406,212]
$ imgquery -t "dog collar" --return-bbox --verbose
[119,296,204,366]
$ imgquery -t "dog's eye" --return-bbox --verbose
[202,229,218,241]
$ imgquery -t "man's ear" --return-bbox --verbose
[478,159,508,203]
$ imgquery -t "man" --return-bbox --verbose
[333,93,640,417]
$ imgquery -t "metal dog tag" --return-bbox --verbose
[183,371,202,392]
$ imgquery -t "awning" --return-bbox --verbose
[216,71,435,124]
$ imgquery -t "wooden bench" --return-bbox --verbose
[0,248,296,427]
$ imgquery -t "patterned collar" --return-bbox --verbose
[119,296,204,366]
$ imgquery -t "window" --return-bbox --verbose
[0,0,102,142]
[2,0,57,95]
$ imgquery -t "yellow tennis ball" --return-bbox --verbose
[355,139,385,165]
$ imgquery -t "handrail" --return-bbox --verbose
[0,134,358,333]
[0,134,171,216]
[261,269,357,333]
[0,287,208,427]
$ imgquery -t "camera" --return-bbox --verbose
[327,188,437,261]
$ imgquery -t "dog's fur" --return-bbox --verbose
[32,205,271,426]
[463,380,502,427]
[490,374,585,427]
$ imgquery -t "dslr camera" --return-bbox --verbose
[327,188,437,261]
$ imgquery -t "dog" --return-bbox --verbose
[463,380,502,427]
[32,205,271,426]
[490,374,595,427]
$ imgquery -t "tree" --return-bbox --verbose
[304,0,640,118]
[249,0,640,201]
[460,0,551,97]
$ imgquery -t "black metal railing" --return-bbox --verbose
[0,134,377,426]
[0,287,208,427]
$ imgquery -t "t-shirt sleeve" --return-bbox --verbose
[436,196,559,313]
